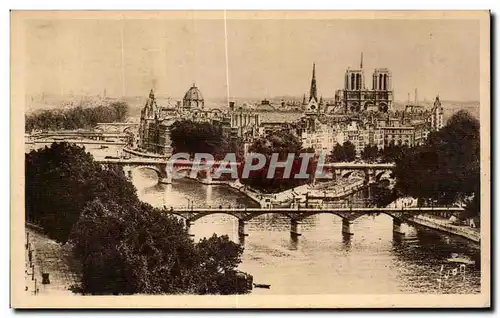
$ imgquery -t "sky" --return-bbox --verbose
[23,15,480,102]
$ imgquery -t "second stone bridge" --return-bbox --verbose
[161,206,464,238]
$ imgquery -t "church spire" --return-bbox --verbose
[309,62,318,102]
[360,52,363,69]
[149,88,155,99]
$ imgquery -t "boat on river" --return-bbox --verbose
[447,253,475,265]
[253,283,271,289]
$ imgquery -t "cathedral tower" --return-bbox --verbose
[309,63,318,103]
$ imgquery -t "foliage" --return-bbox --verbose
[393,110,480,215]
[25,102,129,132]
[240,131,317,193]
[25,142,137,243]
[194,234,246,294]
[26,142,250,294]
[70,201,247,295]
[369,185,398,208]
[170,120,240,160]
[379,141,410,163]
[360,144,379,163]
[330,141,356,162]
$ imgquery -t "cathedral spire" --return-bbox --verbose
[360,52,363,69]
[309,62,318,102]
[149,88,155,99]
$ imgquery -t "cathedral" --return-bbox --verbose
[304,63,324,116]
[334,54,394,113]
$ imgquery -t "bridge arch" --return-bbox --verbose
[122,126,135,133]
[293,211,352,222]
[130,165,168,182]
[375,170,392,182]
[189,211,245,222]
[341,170,355,178]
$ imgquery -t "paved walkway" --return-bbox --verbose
[24,226,80,295]
[387,197,480,243]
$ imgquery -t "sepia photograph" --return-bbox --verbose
[10,10,490,308]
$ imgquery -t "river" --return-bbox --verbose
[132,168,481,295]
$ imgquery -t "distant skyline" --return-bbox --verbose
[24,15,480,103]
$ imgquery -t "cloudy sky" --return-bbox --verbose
[24,14,480,102]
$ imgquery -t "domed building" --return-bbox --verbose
[183,83,204,109]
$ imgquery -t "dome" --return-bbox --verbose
[182,84,204,109]
[183,84,203,102]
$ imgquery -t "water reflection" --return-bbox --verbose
[132,169,480,295]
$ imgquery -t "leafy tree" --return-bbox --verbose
[380,141,410,163]
[393,110,480,215]
[170,120,236,160]
[330,143,345,162]
[343,141,356,162]
[369,186,397,208]
[25,101,129,132]
[361,144,379,163]
[25,142,118,242]
[240,130,316,193]
[26,142,251,294]
[110,101,129,122]
[330,141,356,162]
[194,234,246,294]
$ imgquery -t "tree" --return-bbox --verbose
[25,142,116,242]
[330,141,356,162]
[342,141,356,162]
[369,186,397,208]
[110,101,129,122]
[26,142,252,295]
[393,110,480,214]
[330,143,345,162]
[361,144,379,163]
[170,120,233,160]
[194,234,246,294]
[25,101,129,132]
[240,130,316,193]
[380,141,409,163]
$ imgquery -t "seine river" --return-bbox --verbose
[27,139,481,295]
[132,168,481,295]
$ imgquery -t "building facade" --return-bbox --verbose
[334,55,394,114]
[430,95,444,131]
[138,85,260,156]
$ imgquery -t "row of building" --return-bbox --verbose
[136,58,444,158]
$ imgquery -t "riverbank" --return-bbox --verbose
[123,147,168,159]
[407,214,480,244]
[387,198,480,244]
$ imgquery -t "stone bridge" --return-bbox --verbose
[320,162,395,184]
[96,158,396,186]
[95,122,139,133]
[162,206,465,238]
[96,158,240,184]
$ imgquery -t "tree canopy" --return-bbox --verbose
[26,142,251,294]
[360,144,379,163]
[240,131,317,193]
[393,110,480,214]
[330,141,356,162]
[170,120,241,160]
[25,101,129,132]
